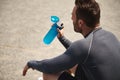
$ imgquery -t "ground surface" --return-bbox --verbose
[0,0,120,80]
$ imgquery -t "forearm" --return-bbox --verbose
[58,36,72,49]
[27,60,57,74]
[27,60,42,71]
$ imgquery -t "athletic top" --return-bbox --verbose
[27,28,120,80]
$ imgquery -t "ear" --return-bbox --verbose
[78,19,84,28]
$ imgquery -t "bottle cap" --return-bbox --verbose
[51,16,59,23]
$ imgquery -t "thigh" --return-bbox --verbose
[42,64,78,80]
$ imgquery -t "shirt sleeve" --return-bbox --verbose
[27,48,77,74]
[27,41,88,74]
[58,36,72,49]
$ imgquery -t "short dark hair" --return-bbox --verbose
[75,0,100,28]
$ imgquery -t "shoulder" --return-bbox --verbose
[93,28,116,37]
[93,28,118,41]
[69,38,90,54]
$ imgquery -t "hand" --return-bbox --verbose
[57,27,64,38]
[22,64,29,76]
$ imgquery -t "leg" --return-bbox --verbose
[58,72,76,80]
[43,73,61,80]
[42,65,78,80]
[69,64,78,76]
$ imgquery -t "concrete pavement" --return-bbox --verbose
[0,0,120,80]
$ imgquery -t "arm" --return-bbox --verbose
[23,41,88,76]
[27,47,78,74]
[57,28,72,49]
[58,36,72,49]
[23,48,77,76]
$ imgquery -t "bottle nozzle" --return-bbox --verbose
[59,23,64,30]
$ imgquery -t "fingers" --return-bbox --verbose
[57,28,64,38]
[22,65,29,76]
[57,28,61,33]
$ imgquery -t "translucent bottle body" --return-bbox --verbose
[43,16,59,45]
[43,23,59,45]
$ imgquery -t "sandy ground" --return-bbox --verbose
[0,0,120,80]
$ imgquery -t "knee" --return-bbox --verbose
[43,73,61,80]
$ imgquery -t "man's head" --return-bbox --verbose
[71,0,100,33]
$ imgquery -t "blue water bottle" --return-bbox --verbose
[43,16,60,45]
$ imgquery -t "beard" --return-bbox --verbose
[73,21,82,33]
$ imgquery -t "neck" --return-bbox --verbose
[82,26,100,37]
[82,28,93,37]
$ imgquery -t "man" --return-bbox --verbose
[23,0,120,80]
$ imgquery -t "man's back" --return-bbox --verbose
[77,28,120,80]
